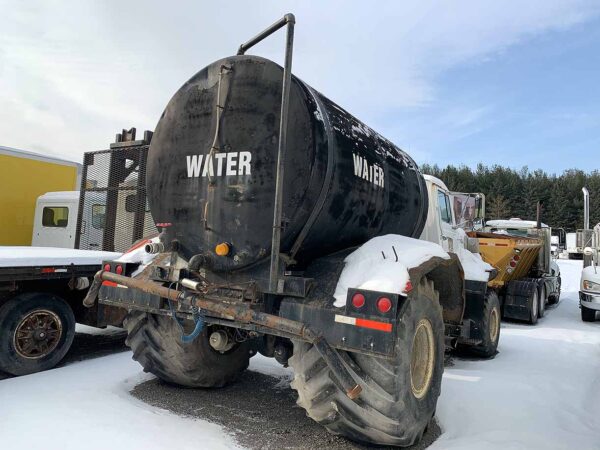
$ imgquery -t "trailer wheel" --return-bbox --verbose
[538,284,546,318]
[0,292,75,376]
[124,311,250,387]
[288,279,444,447]
[528,288,539,325]
[459,290,501,358]
[581,305,596,322]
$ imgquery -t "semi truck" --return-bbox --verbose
[0,146,81,246]
[580,224,600,322]
[83,15,496,447]
[470,219,561,324]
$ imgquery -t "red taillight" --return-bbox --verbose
[513,254,520,261]
[115,264,123,275]
[377,297,392,313]
[41,267,55,274]
[509,260,517,268]
[352,293,365,309]
[103,264,111,272]
[403,280,413,293]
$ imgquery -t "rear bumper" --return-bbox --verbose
[580,291,600,311]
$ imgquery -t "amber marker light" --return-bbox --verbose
[215,242,230,256]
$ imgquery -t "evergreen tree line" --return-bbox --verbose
[420,164,600,232]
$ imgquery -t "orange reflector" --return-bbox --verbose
[355,318,393,332]
[215,242,230,256]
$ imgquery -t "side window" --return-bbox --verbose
[91,204,106,229]
[437,191,452,224]
[42,207,69,228]
[125,194,151,213]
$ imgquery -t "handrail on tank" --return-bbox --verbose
[237,13,296,292]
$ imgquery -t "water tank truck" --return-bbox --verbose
[83,14,495,447]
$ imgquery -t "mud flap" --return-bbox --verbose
[503,279,537,320]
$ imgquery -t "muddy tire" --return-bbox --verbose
[538,284,546,318]
[288,279,444,447]
[548,277,561,305]
[124,311,250,387]
[528,288,539,325]
[581,305,596,322]
[0,293,75,376]
[459,290,501,358]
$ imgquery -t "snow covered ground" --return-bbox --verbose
[1,259,599,449]
[433,259,600,450]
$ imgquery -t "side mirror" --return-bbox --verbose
[584,247,594,256]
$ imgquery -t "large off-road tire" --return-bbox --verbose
[124,311,250,387]
[459,290,501,358]
[288,279,444,447]
[581,305,597,322]
[0,292,75,376]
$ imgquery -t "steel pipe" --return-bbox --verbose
[83,269,361,399]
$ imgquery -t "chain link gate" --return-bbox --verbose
[75,128,156,252]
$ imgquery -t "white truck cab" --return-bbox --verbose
[420,175,484,254]
[420,175,462,252]
[579,223,600,322]
[32,192,80,248]
[31,191,106,249]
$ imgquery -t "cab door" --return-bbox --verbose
[437,189,457,253]
[32,202,77,248]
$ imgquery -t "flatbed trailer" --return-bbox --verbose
[0,246,122,375]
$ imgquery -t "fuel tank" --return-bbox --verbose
[147,55,428,272]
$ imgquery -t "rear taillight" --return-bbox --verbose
[352,293,365,309]
[509,260,517,268]
[377,297,392,313]
[403,280,413,294]
[513,254,520,261]
[103,264,111,272]
[115,265,123,275]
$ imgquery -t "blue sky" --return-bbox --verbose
[1,1,599,174]
[384,17,600,173]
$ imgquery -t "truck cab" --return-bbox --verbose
[32,192,80,248]
[579,223,600,322]
[420,175,484,252]
[420,175,462,251]
[31,191,105,250]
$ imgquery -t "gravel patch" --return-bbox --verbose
[132,368,441,449]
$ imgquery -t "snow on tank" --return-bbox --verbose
[486,219,549,229]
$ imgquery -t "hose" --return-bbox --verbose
[166,285,205,343]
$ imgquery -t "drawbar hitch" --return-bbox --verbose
[84,270,362,400]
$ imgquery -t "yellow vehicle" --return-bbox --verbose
[473,232,543,288]
[468,219,562,324]
[0,146,81,245]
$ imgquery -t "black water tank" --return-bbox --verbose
[147,55,428,272]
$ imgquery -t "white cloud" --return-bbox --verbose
[0,0,598,162]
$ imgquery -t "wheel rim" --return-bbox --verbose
[410,318,435,399]
[13,309,63,359]
[489,307,500,343]
[539,286,545,313]
[532,291,538,319]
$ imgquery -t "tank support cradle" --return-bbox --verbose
[84,270,362,400]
